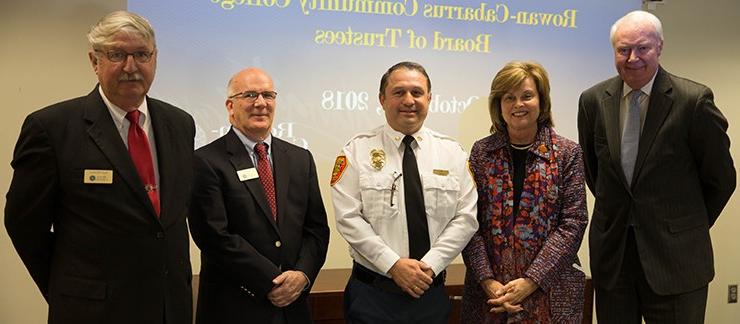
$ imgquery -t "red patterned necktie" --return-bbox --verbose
[125,110,160,216]
[254,143,277,219]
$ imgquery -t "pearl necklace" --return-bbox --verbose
[510,142,534,150]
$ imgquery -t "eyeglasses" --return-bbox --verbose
[229,91,278,101]
[95,49,155,63]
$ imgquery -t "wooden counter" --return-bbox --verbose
[193,263,593,323]
[308,264,593,324]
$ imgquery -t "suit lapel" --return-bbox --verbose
[271,138,291,230]
[83,87,158,218]
[149,100,176,225]
[225,130,279,232]
[633,68,673,183]
[601,77,631,189]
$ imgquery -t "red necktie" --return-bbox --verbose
[126,110,160,216]
[254,143,277,219]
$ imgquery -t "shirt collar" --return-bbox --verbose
[623,69,658,98]
[233,127,272,154]
[382,124,427,150]
[98,85,150,126]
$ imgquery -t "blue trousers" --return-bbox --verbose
[344,276,451,324]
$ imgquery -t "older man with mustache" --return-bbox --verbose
[5,11,195,324]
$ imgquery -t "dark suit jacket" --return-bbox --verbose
[5,87,195,324]
[189,129,329,324]
[578,67,735,295]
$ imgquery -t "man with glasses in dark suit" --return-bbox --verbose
[189,67,329,324]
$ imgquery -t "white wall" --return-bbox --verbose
[1,0,737,323]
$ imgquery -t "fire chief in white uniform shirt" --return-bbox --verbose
[331,61,478,324]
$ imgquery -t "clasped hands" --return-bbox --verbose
[267,270,308,307]
[482,277,538,314]
[388,258,435,298]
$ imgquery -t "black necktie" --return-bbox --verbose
[402,135,429,260]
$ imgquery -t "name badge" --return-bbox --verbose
[83,169,113,184]
[433,169,449,176]
[237,168,259,181]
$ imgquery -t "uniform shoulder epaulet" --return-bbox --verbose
[427,128,466,151]
[342,126,383,147]
[428,129,461,143]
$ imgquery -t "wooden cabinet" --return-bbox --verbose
[194,264,592,323]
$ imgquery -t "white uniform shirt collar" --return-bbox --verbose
[382,124,428,151]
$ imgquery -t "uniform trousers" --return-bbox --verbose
[344,276,450,324]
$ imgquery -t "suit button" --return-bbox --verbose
[156,232,165,239]
[275,240,281,248]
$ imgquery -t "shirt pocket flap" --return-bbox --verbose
[422,174,460,192]
[359,173,394,190]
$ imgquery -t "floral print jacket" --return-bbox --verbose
[461,126,588,323]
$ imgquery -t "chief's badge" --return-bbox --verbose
[330,155,348,186]
[370,149,385,170]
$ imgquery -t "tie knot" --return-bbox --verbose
[630,89,642,103]
[402,135,415,147]
[125,110,141,124]
[254,142,268,157]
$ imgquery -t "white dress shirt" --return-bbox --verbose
[99,86,160,188]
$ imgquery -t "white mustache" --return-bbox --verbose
[119,73,143,81]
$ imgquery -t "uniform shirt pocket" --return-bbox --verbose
[422,173,460,223]
[359,173,399,221]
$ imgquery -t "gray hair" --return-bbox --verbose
[609,10,663,45]
[87,11,156,50]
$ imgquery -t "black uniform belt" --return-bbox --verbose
[352,262,445,295]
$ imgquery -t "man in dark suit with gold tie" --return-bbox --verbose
[578,10,735,324]
[189,67,330,324]
[5,11,195,324]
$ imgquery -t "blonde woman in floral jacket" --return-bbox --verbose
[461,61,588,324]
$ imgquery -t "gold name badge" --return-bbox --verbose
[83,169,113,184]
[433,169,449,176]
[237,168,259,181]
